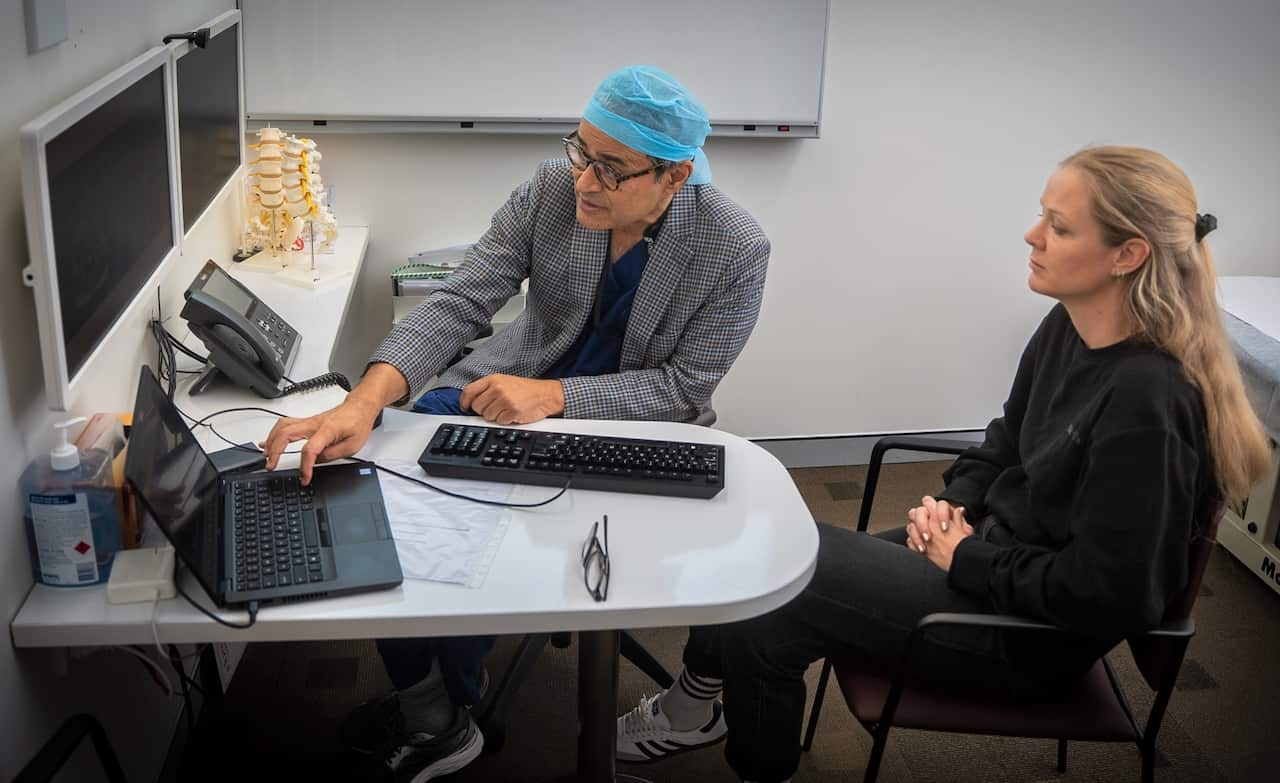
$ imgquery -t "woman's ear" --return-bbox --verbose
[1114,236,1151,276]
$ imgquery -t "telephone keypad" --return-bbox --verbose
[248,304,298,366]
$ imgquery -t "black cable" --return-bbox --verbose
[372,461,572,508]
[165,644,207,698]
[151,319,177,399]
[170,402,303,456]
[167,336,209,364]
[190,404,290,426]
[279,371,352,397]
[166,644,197,735]
[151,317,209,400]
[173,568,258,629]
[175,403,568,509]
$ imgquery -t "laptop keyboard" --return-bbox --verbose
[232,475,326,591]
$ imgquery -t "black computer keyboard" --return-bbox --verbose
[417,424,725,499]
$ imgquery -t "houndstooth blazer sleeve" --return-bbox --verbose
[371,159,770,422]
[367,168,541,401]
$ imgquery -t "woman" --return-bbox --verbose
[612,146,1271,783]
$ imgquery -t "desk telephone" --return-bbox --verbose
[181,260,301,398]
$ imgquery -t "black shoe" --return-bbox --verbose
[343,668,490,755]
[342,692,404,754]
[376,708,484,783]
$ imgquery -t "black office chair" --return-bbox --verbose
[474,401,716,752]
[14,713,128,783]
[447,323,494,369]
[800,435,1220,783]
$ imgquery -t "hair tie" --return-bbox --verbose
[1195,213,1217,242]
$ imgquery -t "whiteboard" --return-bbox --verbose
[242,0,828,133]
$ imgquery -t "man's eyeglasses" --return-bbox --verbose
[582,515,610,602]
[562,133,666,191]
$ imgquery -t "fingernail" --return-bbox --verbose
[941,522,949,532]
[922,532,930,542]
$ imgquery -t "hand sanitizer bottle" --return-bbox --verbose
[21,417,123,586]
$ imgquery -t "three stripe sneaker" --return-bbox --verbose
[616,693,728,762]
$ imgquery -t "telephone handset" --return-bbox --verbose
[180,260,301,398]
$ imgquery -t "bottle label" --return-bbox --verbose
[30,493,98,585]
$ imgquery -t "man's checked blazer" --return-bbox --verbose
[369,159,770,422]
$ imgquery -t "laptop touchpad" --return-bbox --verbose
[327,503,388,544]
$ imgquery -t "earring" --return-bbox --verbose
[1111,269,1124,278]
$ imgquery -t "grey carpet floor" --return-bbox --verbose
[196,461,1280,781]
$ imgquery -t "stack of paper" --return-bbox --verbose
[392,244,471,296]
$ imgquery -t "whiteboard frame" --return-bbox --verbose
[242,0,829,139]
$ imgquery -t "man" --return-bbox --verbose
[261,65,770,780]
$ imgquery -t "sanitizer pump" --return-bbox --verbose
[50,417,83,470]
[21,417,124,586]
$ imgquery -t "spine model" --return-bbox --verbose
[242,127,337,257]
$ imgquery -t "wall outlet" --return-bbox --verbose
[24,0,68,53]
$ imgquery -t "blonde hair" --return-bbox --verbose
[1061,146,1270,499]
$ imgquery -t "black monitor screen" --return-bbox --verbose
[124,367,223,597]
[45,65,173,381]
[177,22,240,232]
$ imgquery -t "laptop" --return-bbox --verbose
[124,366,402,607]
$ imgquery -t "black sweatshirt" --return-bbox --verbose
[938,304,1216,652]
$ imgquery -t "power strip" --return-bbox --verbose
[107,546,176,604]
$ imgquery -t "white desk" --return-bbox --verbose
[12,413,817,646]
[12,413,818,782]
[11,226,820,779]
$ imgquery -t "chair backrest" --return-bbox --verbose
[1127,502,1224,690]
[689,405,717,427]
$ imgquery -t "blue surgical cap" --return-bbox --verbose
[583,65,712,185]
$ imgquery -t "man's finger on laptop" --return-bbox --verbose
[298,437,332,485]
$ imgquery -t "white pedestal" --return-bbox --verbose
[236,247,351,289]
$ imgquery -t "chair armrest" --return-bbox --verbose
[898,611,1074,675]
[910,612,1195,665]
[857,436,980,532]
[688,406,717,427]
[863,610,1081,725]
[915,611,1063,635]
[1141,616,1195,639]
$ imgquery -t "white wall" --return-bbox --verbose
[0,1,233,779]
[2,0,1277,775]
[316,0,1280,439]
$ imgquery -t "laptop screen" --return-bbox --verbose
[124,367,224,597]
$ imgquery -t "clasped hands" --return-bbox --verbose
[905,496,974,573]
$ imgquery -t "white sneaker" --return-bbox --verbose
[616,693,728,762]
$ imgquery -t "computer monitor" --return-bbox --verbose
[19,46,179,411]
[173,10,243,234]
